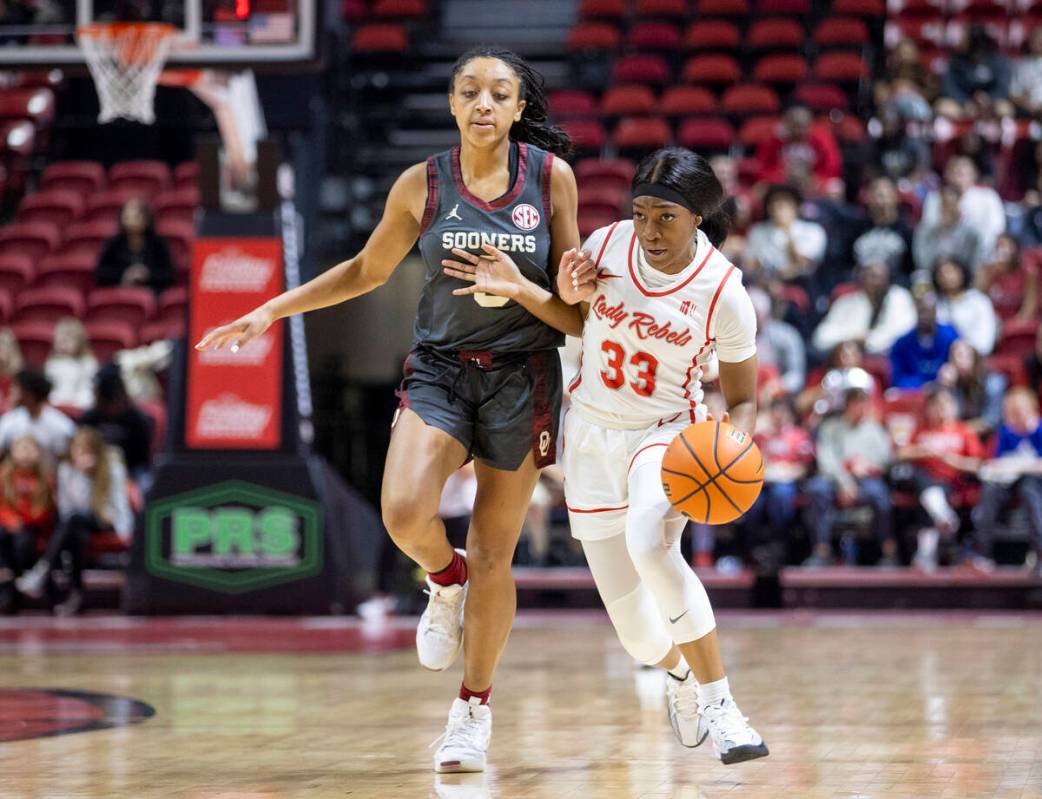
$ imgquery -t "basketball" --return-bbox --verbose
[661,420,764,525]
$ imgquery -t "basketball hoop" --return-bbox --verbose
[77,22,177,124]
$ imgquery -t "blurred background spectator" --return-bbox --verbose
[938,340,1007,436]
[45,318,98,411]
[813,261,915,356]
[751,286,805,396]
[0,371,74,464]
[933,256,997,355]
[890,291,959,389]
[0,435,53,614]
[913,185,984,275]
[745,184,826,284]
[80,365,152,490]
[94,198,175,294]
[0,329,23,414]
[755,106,842,195]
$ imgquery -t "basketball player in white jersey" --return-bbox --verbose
[442,148,767,764]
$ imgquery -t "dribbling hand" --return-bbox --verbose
[557,248,596,305]
[194,306,274,353]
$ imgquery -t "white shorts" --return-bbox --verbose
[562,410,689,541]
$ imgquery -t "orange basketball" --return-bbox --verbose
[661,420,764,525]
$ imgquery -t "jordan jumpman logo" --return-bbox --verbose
[446,203,462,222]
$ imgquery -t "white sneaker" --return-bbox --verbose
[15,562,48,599]
[701,697,769,765]
[433,697,491,773]
[417,551,467,671]
[666,671,706,748]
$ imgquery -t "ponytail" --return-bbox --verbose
[449,47,574,158]
[700,196,736,249]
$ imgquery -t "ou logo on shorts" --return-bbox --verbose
[512,203,540,231]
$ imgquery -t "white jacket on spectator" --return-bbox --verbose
[746,219,827,279]
[920,186,1006,257]
[812,285,916,356]
[45,355,98,409]
[56,450,133,540]
[0,405,75,463]
[937,290,998,355]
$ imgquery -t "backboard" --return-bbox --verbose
[0,0,319,69]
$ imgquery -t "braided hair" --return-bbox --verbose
[449,47,573,158]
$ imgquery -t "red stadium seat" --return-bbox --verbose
[996,319,1040,358]
[16,190,84,228]
[659,85,717,116]
[562,119,608,152]
[635,0,690,16]
[578,208,618,238]
[682,54,741,84]
[0,87,55,126]
[885,17,946,49]
[579,183,626,208]
[10,321,54,365]
[40,161,105,195]
[833,0,884,14]
[156,220,194,272]
[721,83,780,115]
[372,0,427,17]
[627,22,683,51]
[832,114,867,144]
[341,0,366,20]
[351,23,408,53]
[60,219,118,259]
[756,0,811,12]
[108,160,171,197]
[601,85,658,116]
[677,117,736,150]
[84,320,136,362]
[156,286,188,325]
[684,20,741,51]
[153,187,199,229]
[696,0,750,15]
[0,221,59,263]
[613,116,672,149]
[567,22,622,51]
[83,188,143,225]
[882,388,927,420]
[86,287,157,328]
[12,286,84,323]
[987,353,1029,388]
[612,55,672,86]
[0,254,33,295]
[578,0,628,18]
[574,158,634,189]
[173,161,198,189]
[139,319,186,345]
[137,399,168,455]
[549,90,598,120]
[35,252,96,295]
[739,115,782,146]
[814,17,870,46]
[753,54,810,83]
[0,292,11,322]
[747,19,805,50]
[793,82,849,111]
[814,52,869,81]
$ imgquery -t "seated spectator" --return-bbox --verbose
[45,317,98,410]
[745,184,827,283]
[812,261,916,356]
[80,365,153,488]
[1010,26,1042,117]
[803,388,896,567]
[896,385,983,571]
[976,234,1039,321]
[0,436,54,613]
[115,339,174,403]
[938,339,1006,436]
[970,387,1042,575]
[16,427,132,616]
[920,157,1005,259]
[750,287,805,395]
[755,106,842,195]
[0,371,75,464]
[798,341,880,420]
[937,25,1013,119]
[913,185,984,276]
[851,177,915,280]
[95,198,175,294]
[873,38,938,123]
[890,292,959,389]
[933,256,998,355]
[745,396,814,564]
[0,328,23,413]
[868,109,932,184]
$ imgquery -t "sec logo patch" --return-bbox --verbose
[512,203,540,231]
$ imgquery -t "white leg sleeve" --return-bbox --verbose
[626,458,716,644]
[582,534,673,666]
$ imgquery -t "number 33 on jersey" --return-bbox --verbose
[568,220,757,427]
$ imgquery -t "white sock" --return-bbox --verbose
[666,657,691,681]
[699,676,731,706]
[920,487,958,530]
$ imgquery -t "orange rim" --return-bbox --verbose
[77,22,177,66]
[158,69,203,87]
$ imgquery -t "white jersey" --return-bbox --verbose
[567,220,757,430]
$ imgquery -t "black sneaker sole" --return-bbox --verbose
[720,742,769,765]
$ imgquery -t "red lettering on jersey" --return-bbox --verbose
[591,294,628,329]
[629,313,693,346]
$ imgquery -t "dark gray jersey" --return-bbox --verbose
[415,142,564,354]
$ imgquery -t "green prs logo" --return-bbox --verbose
[146,480,322,594]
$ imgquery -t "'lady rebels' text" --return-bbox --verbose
[591,294,693,347]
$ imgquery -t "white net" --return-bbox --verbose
[77,23,176,125]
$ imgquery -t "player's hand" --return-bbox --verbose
[556,248,596,305]
[705,411,731,425]
[194,305,274,352]
[442,244,524,300]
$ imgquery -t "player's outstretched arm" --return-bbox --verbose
[196,164,425,351]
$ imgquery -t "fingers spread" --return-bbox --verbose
[443,266,476,282]
[452,285,480,296]
[451,248,479,263]
[480,243,504,258]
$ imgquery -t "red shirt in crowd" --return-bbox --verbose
[986,260,1038,319]
[0,466,54,531]
[909,421,983,483]
[755,425,815,482]
[755,123,842,190]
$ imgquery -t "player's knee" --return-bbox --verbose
[624,515,669,574]
[605,585,671,665]
[465,540,515,576]
[380,493,433,543]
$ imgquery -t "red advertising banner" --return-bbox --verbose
[187,237,284,449]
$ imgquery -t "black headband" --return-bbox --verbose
[632,183,697,213]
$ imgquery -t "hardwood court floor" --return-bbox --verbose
[0,611,1041,799]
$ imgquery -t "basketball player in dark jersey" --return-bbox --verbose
[196,47,591,772]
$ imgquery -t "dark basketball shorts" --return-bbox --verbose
[394,347,562,471]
